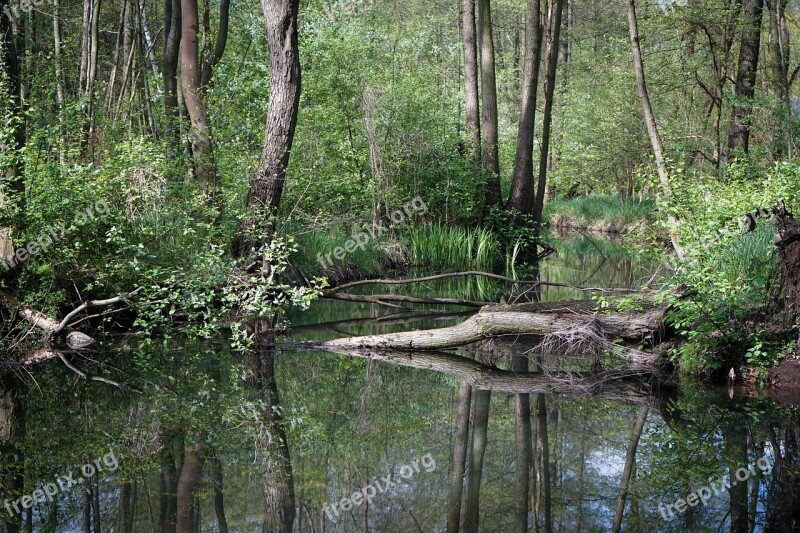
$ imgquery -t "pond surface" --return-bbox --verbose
[1,235,798,532]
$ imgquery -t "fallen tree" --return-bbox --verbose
[320,299,664,366]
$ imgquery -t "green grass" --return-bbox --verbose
[402,223,500,271]
[544,195,654,230]
[291,226,388,281]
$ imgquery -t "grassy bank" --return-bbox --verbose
[544,195,654,233]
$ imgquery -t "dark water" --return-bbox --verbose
[1,235,798,532]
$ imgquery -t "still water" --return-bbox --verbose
[1,235,797,532]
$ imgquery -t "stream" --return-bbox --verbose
[2,234,798,532]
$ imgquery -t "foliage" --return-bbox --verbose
[659,161,800,375]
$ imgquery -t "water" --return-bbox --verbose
[1,235,797,532]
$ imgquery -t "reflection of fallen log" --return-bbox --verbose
[321,304,664,365]
[315,346,670,404]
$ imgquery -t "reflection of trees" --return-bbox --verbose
[446,381,471,532]
[248,339,295,533]
[765,415,800,531]
[0,377,24,533]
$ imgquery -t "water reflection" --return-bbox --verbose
[0,236,797,532]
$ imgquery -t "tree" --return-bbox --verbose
[181,0,217,195]
[233,0,301,262]
[163,0,181,145]
[532,0,565,229]
[627,0,684,258]
[505,0,543,215]
[478,0,501,214]
[462,0,481,164]
[727,0,764,155]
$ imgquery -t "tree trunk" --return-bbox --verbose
[447,381,472,533]
[626,0,684,259]
[766,0,791,159]
[321,307,664,361]
[199,0,230,92]
[531,0,565,229]
[181,0,217,195]
[232,0,301,260]
[611,406,648,533]
[727,0,765,156]
[164,0,181,145]
[505,0,543,215]
[462,0,481,164]
[478,0,501,215]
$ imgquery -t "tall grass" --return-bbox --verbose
[291,226,388,280]
[544,195,654,228]
[403,223,501,271]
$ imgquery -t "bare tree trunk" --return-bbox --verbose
[447,381,472,533]
[164,0,181,145]
[766,0,791,159]
[531,0,565,229]
[505,0,542,215]
[232,0,301,260]
[181,0,216,195]
[462,0,481,163]
[478,0,501,215]
[626,0,684,259]
[199,0,229,92]
[611,406,648,533]
[727,0,765,156]
[362,86,388,227]
[208,454,229,533]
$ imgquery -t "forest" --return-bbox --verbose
[2,0,800,530]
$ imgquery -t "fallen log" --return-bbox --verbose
[321,305,664,365]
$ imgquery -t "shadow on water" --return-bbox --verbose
[0,235,798,532]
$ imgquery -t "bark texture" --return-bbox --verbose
[506,0,543,214]
[478,0,501,213]
[728,0,765,155]
[462,0,481,163]
[233,0,301,260]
